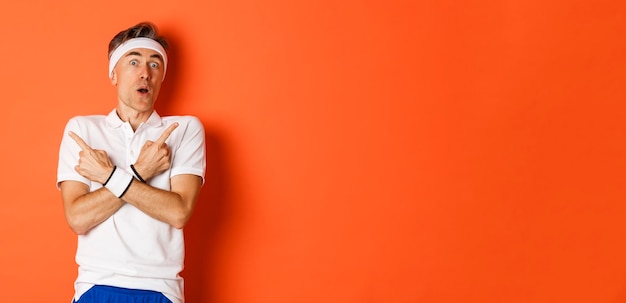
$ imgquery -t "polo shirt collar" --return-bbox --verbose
[105,109,163,128]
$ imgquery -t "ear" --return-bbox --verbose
[110,71,117,86]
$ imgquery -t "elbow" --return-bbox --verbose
[171,213,191,229]
[65,213,91,235]
[67,220,90,235]
[170,207,193,229]
[171,221,186,230]
[72,227,89,236]
[169,195,196,229]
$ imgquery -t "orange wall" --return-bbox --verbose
[1,0,626,302]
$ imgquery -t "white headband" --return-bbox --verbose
[108,37,168,81]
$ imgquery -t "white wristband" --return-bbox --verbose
[104,166,134,198]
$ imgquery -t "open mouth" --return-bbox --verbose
[137,88,149,94]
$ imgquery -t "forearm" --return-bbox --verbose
[121,178,196,229]
[61,183,125,235]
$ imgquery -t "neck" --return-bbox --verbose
[115,107,153,131]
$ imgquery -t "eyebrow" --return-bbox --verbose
[125,51,164,62]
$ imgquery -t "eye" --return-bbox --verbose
[130,60,138,66]
[149,62,159,69]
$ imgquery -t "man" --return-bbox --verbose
[57,22,206,303]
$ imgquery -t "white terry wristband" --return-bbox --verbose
[104,166,134,198]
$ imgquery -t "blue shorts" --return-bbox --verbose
[73,285,172,303]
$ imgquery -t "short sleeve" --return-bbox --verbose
[170,116,206,184]
[56,118,90,189]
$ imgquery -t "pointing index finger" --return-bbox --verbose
[155,122,179,145]
[68,131,93,151]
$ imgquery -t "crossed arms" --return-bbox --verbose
[59,123,202,235]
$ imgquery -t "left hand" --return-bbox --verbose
[69,131,115,184]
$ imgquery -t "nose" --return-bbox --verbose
[139,65,151,80]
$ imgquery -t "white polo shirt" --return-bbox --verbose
[57,109,206,303]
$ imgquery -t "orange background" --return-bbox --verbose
[1,0,626,302]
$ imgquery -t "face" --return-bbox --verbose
[110,48,165,114]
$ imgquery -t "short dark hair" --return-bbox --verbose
[108,22,168,58]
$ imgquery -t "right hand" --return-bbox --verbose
[133,123,179,180]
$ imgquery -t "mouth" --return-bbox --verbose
[137,86,150,94]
